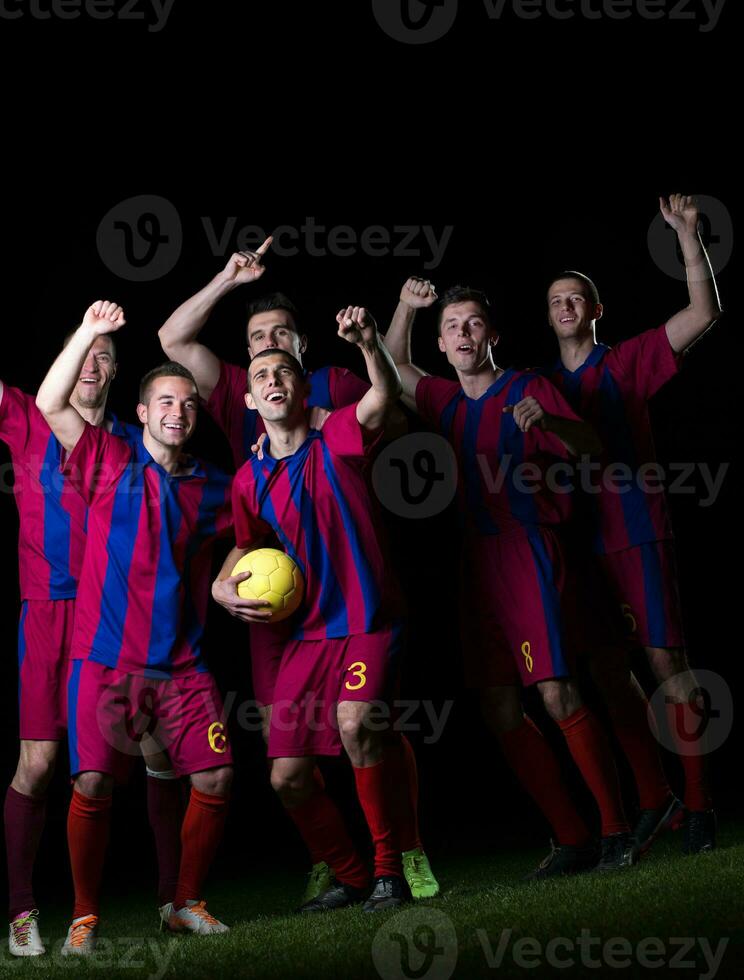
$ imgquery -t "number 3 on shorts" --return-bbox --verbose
[345,661,367,691]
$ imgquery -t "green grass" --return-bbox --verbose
[3,823,742,980]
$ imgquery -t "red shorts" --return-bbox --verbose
[66,660,233,780]
[598,539,685,649]
[267,624,403,759]
[17,599,75,741]
[460,527,585,688]
[249,620,291,707]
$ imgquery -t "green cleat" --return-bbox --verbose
[302,862,334,904]
[402,847,440,899]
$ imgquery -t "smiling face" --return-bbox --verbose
[136,375,198,449]
[246,309,307,362]
[437,300,498,373]
[71,335,117,410]
[245,351,308,424]
[547,277,602,341]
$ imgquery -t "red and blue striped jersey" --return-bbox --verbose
[544,325,680,554]
[205,359,370,469]
[0,384,138,601]
[232,405,400,640]
[63,423,233,676]
[415,370,580,535]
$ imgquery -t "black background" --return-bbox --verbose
[0,0,739,908]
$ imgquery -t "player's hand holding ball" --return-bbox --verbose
[400,276,438,309]
[230,548,304,623]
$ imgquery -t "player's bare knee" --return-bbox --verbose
[191,766,233,797]
[14,754,56,796]
[539,678,582,721]
[647,646,689,681]
[74,771,112,798]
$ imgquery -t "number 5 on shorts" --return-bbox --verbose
[345,661,367,691]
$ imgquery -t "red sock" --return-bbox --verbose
[173,788,228,910]
[665,701,713,811]
[146,774,185,906]
[353,761,401,879]
[5,787,46,918]
[558,706,629,836]
[383,736,422,852]
[287,785,369,890]
[609,694,671,811]
[497,717,591,847]
[67,789,112,919]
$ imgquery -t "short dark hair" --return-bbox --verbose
[437,285,492,333]
[246,348,304,391]
[547,271,600,305]
[139,362,198,404]
[246,292,300,332]
[63,329,117,361]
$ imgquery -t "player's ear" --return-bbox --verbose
[489,329,500,349]
[136,402,147,424]
[437,333,446,353]
[298,333,308,356]
[593,303,603,322]
[244,391,256,411]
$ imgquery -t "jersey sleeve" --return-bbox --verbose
[62,422,132,505]
[0,384,34,454]
[524,375,584,460]
[231,464,272,549]
[606,325,681,399]
[321,404,383,459]
[204,359,248,433]
[415,375,460,429]
[328,366,371,407]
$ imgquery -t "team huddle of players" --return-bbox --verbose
[1,194,721,957]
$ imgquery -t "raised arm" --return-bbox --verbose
[158,237,273,400]
[384,277,437,412]
[336,307,402,433]
[36,301,125,452]
[660,195,722,354]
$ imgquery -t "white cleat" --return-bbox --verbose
[9,909,45,956]
[61,914,98,956]
[158,902,174,932]
[167,900,229,935]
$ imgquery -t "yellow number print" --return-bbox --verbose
[208,721,228,754]
[621,603,638,635]
[345,661,367,691]
[521,642,534,674]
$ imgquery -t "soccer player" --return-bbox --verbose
[386,278,640,875]
[219,306,411,911]
[161,246,436,901]
[36,302,235,954]
[543,194,722,853]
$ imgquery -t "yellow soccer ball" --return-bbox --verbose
[232,548,304,622]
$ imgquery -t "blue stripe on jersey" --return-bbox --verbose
[500,374,543,529]
[252,457,307,579]
[527,527,569,678]
[17,601,28,706]
[42,433,76,596]
[307,366,332,409]
[463,395,501,535]
[321,442,380,634]
[241,408,260,463]
[67,659,83,776]
[640,542,668,648]
[90,461,146,667]
[145,473,184,675]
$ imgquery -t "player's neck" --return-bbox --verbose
[75,403,107,428]
[457,362,504,400]
[263,418,311,459]
[558,331,597,371]
[142,428,188,475]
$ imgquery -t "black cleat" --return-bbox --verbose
[362,875,409,912]
[524,840,599,881]
[594,832,639,872]
[683,810,716,855]
[297,879,367,913]
[634,796,685,853]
